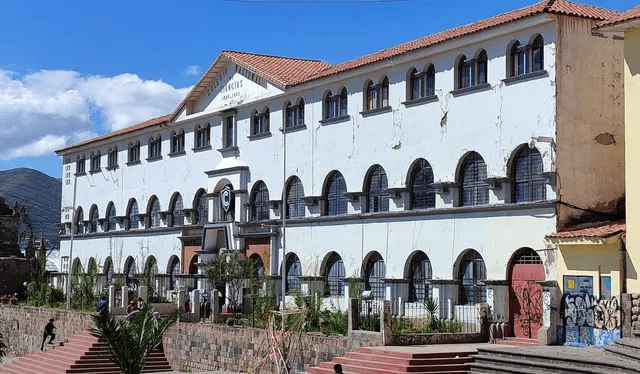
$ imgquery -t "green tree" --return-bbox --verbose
[90,306,180,374]
[203,251,250,312]
[27,233,50,306]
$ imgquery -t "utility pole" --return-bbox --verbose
[281,120,287,318]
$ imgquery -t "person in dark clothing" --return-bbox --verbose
[96,296,108,314]
[40,319,56,351]
[333,363,343,374]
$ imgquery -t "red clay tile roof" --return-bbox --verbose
[222,51,332,87]
[55,114,171,153]
[547,220,626,239]
[298,0,620,84]
[597,5,640,28]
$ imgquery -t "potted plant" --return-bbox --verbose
[9,296,18,305]
[0,296,9,305]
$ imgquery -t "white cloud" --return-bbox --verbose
[182,65,200,76]
[0,69,191,160]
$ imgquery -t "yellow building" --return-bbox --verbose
[599,8,640,294]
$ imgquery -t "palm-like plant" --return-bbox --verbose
[0,329,7,364]
[90,307,180,374]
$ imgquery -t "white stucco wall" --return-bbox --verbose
[59,17,559,288]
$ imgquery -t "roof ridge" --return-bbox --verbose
[222,50,329,64]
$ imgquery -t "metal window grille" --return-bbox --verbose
[408,252,432,302]
[514,147,546,203]
[108,205,117,232]
[172,194,184,227]
[459,250,487,305]
[170,259,180,290]
[477,50,488,84]
[286,177,305,219]
[325,172,348,216]
[426,65,435,96]
[128,201,139,229]
[90,207,99,233]
[365,252,386,300]
[250,182,270,221]
[532,35,544,72]
[515,248,543,264]
[326,253,345,296]
[196,193,209,224]
[367,165,389,213]
[286,255,302,292]
[410,159,436,210]
[460,152,489,206]
[150,198,161,228]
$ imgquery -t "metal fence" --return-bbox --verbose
[391,301,480,334]
[354,300,382,332]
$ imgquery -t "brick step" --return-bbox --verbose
[356,348,474,360]
[21,355,84,369]
[493,337,538,347]
[330,357,469,372]
[344,352,473,366]
[306,368,468,374]
[474,348,640,374]
[316,362,468,374]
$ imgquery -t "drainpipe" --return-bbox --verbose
[620,233,628,295]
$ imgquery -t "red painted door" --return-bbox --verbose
[509,250,545,339]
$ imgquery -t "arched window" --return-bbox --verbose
[128,140,141,163]
[458,250,486,305]
[171,193,184,227]
[127,199,140,230]
[408,68,423,100]
[148,196,161,228]
[145,257,159,282]
[459,152,489,207]
[457,55,472,89]
[408,252,432,302]
[531,35,544,72]
[477,50,488,84]
[296,98,305,126]
[285,176,305,219]
[324,89,348,120]
[250,254,265,282]
[249,181,270,221]
[171,129,185,154]
[106,203,117,232]
[285,98,305,128]
[285,254,302,292]
[75,207,84,234]
[195,123,211,148]
[512,147,546,203]
[194,189,209,224]
[149,135,162,159]
[409,159,436,210]
[76,154,86,174]
[169,257,180,290]
[251,108,270,136]
[90,151,101,172]
[365,165,389,213]
[89,205,99,233]
[325,252,345,296]
[364,252,386,300]
[107,147,118,168]
[365,77,389,111]
[509,41,526,77]
[324,171,348,216]
[125,257,137,287]
[104,257,114,283]
[426,64,435,96]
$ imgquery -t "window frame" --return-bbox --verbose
[459,152,490,207]
[107,147,118,169]
[76,155,86,174]
[170,129,185,154]
[285,176,305,219]
[324,171,348,216]
[148,136,162,159]
[90,151,101,172]
[408,158,436,210]
[128,141,141,163]
[222,115,236,148]
[365,165,389,213]
[249,181,270,222]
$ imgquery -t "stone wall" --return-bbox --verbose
[0,258,35,296]
[391,332,484,346]
[163,323,382,373]
[0,305,94,356]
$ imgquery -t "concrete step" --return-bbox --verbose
[344,352,473,366]
[330,357,469,372]
[493,337,538,347]
[605,338,640,362]
[469,361,548,374]
[356,348,475,359]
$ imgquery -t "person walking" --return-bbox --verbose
[333,363,343,374]
[40,319,56,351]
[96,296,108,315]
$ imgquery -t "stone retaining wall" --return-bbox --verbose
[0,305,94,356]
[391,332,484,346]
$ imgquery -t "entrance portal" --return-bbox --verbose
[508,248,544,339]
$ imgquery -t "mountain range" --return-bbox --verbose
[0,168,61,242]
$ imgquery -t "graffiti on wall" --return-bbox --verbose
[513,281,543,338]
[558,293,620,348]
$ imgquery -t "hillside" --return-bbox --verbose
[0,168,61,241]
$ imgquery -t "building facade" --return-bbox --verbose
[56,0,625,344]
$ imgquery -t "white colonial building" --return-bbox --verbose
[56,0,625,342]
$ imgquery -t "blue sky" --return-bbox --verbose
[0,0,634,179]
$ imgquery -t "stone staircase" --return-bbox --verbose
[604,338,640,362]
[469,344,640,374]
[301,346,474,374]
[492,337,538,347]
[0,331,172,374]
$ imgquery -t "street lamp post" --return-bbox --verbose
[281,120,287,317]
[65,175,78,310]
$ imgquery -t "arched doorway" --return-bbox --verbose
[509,248,545,339]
